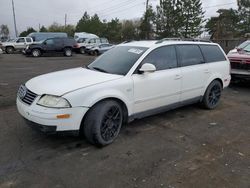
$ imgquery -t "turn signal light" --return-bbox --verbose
[56,114,71,119]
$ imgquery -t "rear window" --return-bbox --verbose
[177,45,204,67]
[200,45,226,63]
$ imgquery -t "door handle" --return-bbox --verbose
[204,69,210,73]
[174,74,182,80]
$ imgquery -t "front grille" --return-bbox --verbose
[18,85,38,105]
[231,62,250,70]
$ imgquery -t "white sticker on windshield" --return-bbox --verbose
[128,48,143,54]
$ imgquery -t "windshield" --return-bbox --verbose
[87,46,148,75]
[238,41,250,49]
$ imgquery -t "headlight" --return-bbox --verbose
[37,95,71,108]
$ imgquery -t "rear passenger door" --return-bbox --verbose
[176,44,209,102]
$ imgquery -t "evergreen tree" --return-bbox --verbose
[103,18,122,42]
[140,5,155,39]
[180,0,205,38]
[39,26,48,32]
[238,0,250,35]
[19,27,36,37]
[205,9,241,39]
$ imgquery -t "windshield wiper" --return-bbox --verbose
[91,66,108,73]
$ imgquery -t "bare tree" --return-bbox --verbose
[0,25,10,38]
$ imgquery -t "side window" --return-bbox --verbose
[96,39,101,43]
[46,39,54,45]
[26,38,32,43]
[200,45,226,63]
[141,46,177,71]
[89,39,95,44]
[101,38,108,43]
[16,38,25,43]
[54,39,63,45]
[177,45,204,67]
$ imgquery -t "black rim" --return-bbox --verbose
[208,85,221,106]
[101,106,122,142]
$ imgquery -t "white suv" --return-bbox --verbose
[16,40,231,146]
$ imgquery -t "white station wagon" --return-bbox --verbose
[17,39,231,146]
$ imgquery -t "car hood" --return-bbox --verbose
[26,67,123,96]
[227,52,250,60]
[1,42,13,46]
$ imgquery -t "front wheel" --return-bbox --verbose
[83,100,123,146]
[64,48,72,57]
[79,47,85,54]
[202,80,222,109]
[32,49,41,57]
[6,47,14,54]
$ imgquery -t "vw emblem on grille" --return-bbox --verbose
[18,85,27,99]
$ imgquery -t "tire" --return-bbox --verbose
[79,47,85,54]
[93,50,99,56]
[6,47,14,54]
[31,49,41,57]
[64,48,72,57]
[202,80,222,109]
[83,100,123,146]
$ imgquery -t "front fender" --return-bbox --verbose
[63,78,134,115]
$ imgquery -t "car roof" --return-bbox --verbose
[119,40,217,48]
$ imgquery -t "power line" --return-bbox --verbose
[90,0,142,15]
[203,2,237,9]
[100,2,144,18]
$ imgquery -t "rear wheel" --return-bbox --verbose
[83,100,123,146]
[6,47,14,54]
[64,48,72,57]
[31,49,41,57]
[202,80,222,109]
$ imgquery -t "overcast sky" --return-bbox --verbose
[0,0,238,37]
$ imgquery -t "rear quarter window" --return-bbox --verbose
[200,45,226,63]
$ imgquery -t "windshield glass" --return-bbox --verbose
[87,46,148,75]
[238,41,250,49]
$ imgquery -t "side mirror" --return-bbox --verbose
[43,41,47,45]
[139,63,156,73]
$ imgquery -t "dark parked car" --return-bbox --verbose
[23,37,77,57]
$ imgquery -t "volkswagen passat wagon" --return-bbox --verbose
[17,39,231,146]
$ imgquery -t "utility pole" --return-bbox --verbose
[146,0,149,11]
[145,0,150,39]
[11,0,18,37]
[64,14,67,28]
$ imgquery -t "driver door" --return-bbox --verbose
[43,39,55,52]
[132,45,181,114]
[15,38,26,49]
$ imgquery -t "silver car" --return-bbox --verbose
[88,43,115,56]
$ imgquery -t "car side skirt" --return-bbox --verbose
[128,96,202,122]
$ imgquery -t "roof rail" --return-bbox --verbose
[155,38,212,44]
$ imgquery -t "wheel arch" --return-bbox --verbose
[203,77,223,97]
[79,97,129,135]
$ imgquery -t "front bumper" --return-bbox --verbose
[231,69,250,79]
[16,97,89,132]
